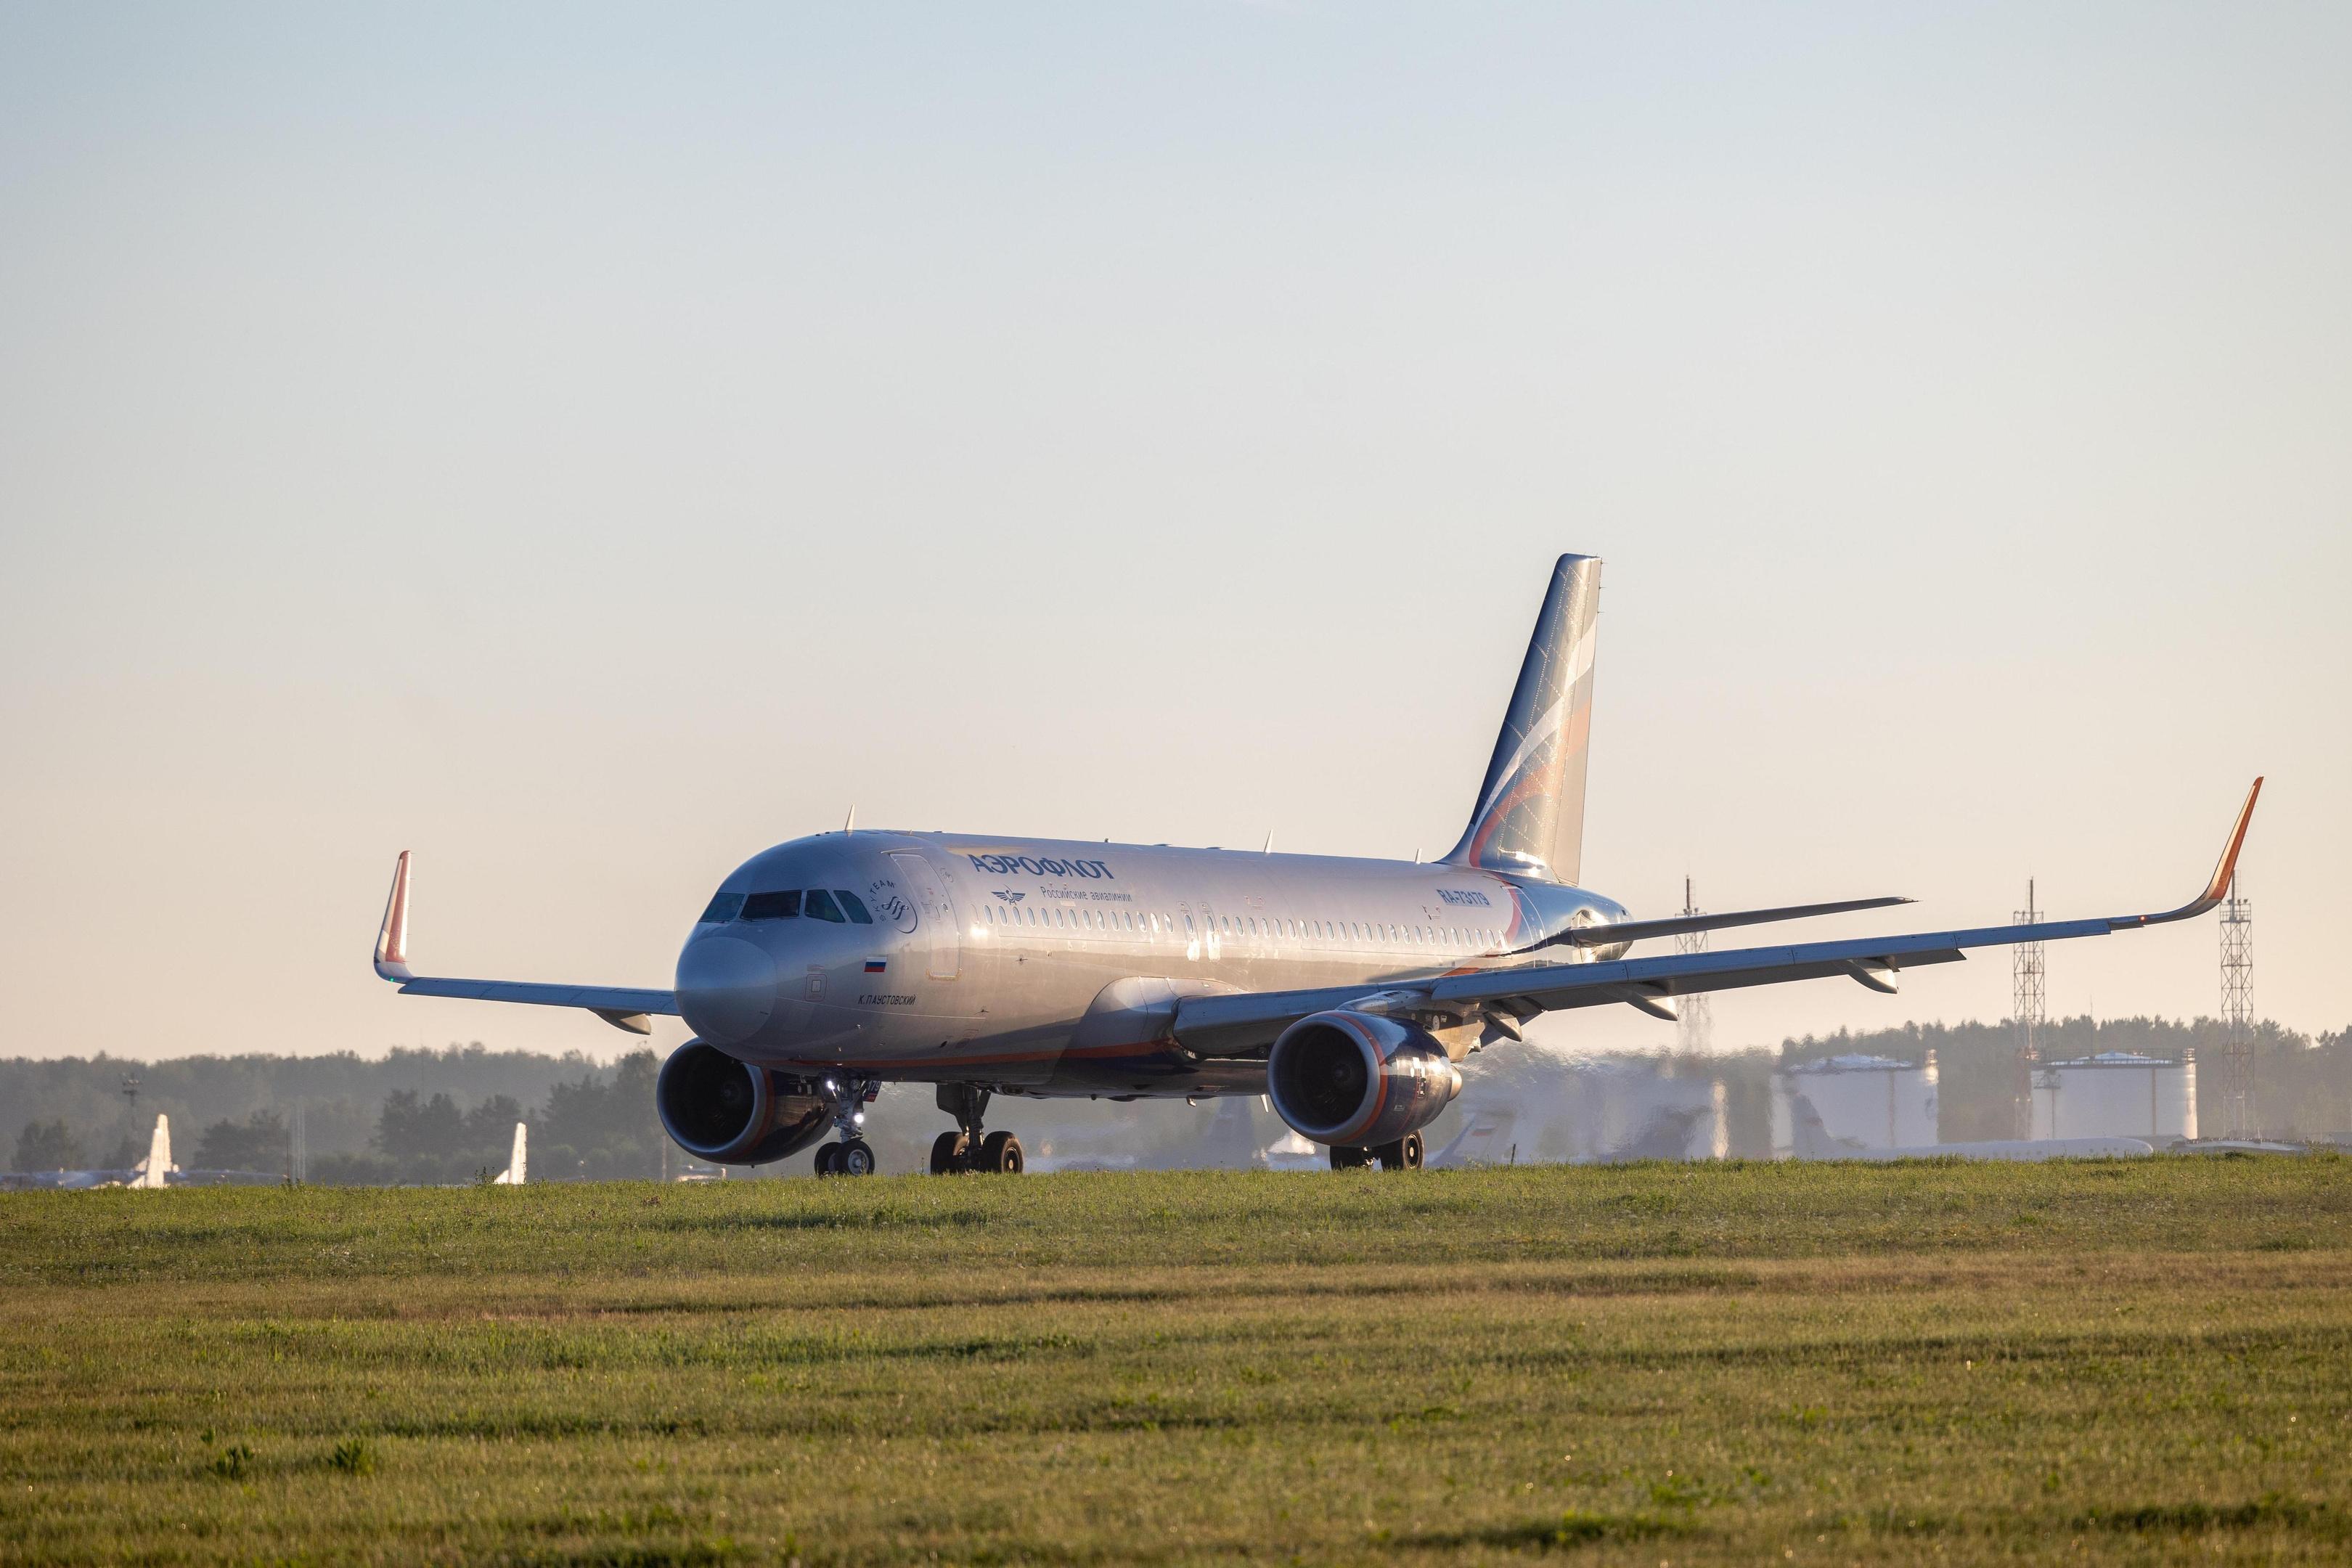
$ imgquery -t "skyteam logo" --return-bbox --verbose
[867,877,917,934]
[962,852,1115,880]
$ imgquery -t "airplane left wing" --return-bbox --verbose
[374,851,680,1034]
[1174,779,2261,1058]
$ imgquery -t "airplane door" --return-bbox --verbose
[889,852,962,980]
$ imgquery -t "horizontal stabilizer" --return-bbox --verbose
[1534,895,1913,952]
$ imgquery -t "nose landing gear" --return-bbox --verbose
[929,1085,1023,1175]
[813,1077,881,1178]
[815,1138,877,1177]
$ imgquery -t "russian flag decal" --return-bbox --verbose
[863,957,889,973]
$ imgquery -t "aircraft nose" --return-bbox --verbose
[674,935,777,1045]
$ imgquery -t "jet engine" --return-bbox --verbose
[655,1041,831,1165]
[1265,1010,1462,1149]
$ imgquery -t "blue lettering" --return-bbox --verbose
[960,852,1118,881]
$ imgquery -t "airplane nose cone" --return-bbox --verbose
[675,936,776,1045]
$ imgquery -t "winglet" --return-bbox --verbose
[2197,776,2263,905]
[375,851,415,981]
[2119,777,2262,928]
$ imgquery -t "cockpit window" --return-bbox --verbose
[835,890,874,925]
[699,892,744,924]
[742,889,802,920]
[804,889,846,923]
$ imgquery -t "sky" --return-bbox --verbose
[2,2,2347,1064]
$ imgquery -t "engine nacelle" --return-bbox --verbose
[656,1041,831,1165]
[1266,1010,1462,1148]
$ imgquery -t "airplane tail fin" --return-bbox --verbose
[134,1114,173,1189]
[1444,555,1603,883]
[492,1122,527,1185]
[1432,1108,1520,1168]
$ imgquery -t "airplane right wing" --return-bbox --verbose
[374,852,680,1034]
[1173,778,2261,1058]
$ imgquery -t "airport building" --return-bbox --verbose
[2030,1051,2197,1143]
[1771,1053,1939,1157]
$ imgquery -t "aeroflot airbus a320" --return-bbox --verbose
[372,555,2262,1177]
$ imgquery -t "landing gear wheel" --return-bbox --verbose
[1328,1145,1373,1171]
[976,1130,1024,1175]
[838,1138,878,1177]
[928,1130,970,1175]
[814,1142,842,1178]
[1376,1131,1424,1171]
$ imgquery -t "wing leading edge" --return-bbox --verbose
[1174,779,2263,1058]
[373,851,679,1034]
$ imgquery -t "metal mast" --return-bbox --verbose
[2012,879,2046,1138]
[1674,877,1713,1053]
[2219,873,2253,1137]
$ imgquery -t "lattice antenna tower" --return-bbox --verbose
[1674,877,1714,1054]
[2012,878,2046,1139]
[2219,873,2254,1137]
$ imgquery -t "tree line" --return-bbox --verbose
[9,1051,669,1183]
[11,1014,2351,1180]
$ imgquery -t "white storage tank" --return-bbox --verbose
[2030,1051,2197,1143]
[1773,1053,1939,1156]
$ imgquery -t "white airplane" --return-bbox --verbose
[372,554,2262,1179]
[131,1114,173,1188]
[490,1121,526,1185]
[1429,1108,1520,1169]
[1784,1093,2151,1161]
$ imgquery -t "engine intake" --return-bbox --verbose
[1266,1010,1461,1148]
[656,1041,830,1165]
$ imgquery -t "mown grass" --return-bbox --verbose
[1,1156,2347,1564]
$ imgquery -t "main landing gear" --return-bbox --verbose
[1328,1130,1424,1171]
[813,1077,881,1178]
[929,1085,1024,1175]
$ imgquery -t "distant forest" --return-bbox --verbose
[7,1015,2349,1181]
[2,1044,671,1184]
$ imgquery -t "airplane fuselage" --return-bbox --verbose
[675,832,1629,1098]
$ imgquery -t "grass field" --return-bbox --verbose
[2,1157,2348,1565]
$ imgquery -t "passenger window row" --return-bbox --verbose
[700,889,874,926]
[975,901,1506,953]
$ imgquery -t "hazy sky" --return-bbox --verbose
[3,3,2346,1064]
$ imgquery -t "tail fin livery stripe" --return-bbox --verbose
[1445,555,1603,883]
[375,850,414,981]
